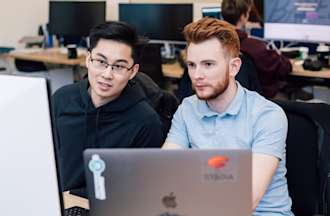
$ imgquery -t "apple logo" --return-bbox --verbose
[162,192,177,209]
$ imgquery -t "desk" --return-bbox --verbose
[9,48,185,79]
[290,60,330,86]
[162,61,184,79]
[291,60,330,79]
[9,48,86,92]
[9,48,85,66]
[63,192,89,209]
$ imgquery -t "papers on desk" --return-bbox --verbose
[294,60,304,66]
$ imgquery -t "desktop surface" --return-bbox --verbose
[9,48,184,79]
[9,48,86,66]
[291,59,330,78]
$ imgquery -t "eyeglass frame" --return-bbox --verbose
[88,55,136,75]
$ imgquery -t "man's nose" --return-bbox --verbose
[190,65,205,80]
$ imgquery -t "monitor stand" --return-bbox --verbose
[149,40,186,64]
[161,42,176,61]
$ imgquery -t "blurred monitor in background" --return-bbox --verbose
[202,7,222,19]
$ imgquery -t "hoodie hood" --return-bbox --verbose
[79,78,146,113]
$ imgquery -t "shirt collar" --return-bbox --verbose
[196,82,245,119]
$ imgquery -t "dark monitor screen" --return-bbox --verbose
[264,0,330,43]
[49,1,106,37]
[119,3,193,42]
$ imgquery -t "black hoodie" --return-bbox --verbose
[52,78,163,196]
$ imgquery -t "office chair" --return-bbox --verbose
[15,59,47,72]
[135,43,165,88]
[134,72,179,142]
[237,51,262,94]
[274,100,330,216]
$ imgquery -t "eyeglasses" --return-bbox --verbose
[89,58,135,75]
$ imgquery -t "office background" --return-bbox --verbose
[0,0,222,47]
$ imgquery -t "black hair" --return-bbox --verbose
[89,21,141,61]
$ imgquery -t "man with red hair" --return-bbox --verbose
[163,18,293,215]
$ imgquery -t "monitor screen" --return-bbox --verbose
[0,75,62,216]
[49,1,106,37]
[264,0,330,43]
[119,3,193,42]
[202,7,222,19]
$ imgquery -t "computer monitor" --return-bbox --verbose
[202,7,222,19]
[0,75,63,216]
[264,1,330,43]
[49,1,106,37]
[119,3,193,43]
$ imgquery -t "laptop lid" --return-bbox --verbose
[0,74,63,216]
[84,149,251,216]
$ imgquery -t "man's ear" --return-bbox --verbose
[229,57,242,78]
[129,63,139,80]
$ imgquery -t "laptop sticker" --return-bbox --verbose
[88,154,106,200]
[201,155,238,183]
[208,156,229,169]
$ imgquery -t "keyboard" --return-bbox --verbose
[64,206,89,216]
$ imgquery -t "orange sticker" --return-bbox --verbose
[208,156,229,169]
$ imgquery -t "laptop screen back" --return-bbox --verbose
[84,149,251,216]
[0,75,62,216]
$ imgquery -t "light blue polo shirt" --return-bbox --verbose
[166,83,293,216]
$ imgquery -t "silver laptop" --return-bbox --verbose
[84,149,251,216]
[0,74,63,216]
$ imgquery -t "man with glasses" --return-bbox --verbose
[52,21,163,197]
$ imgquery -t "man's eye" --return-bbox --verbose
[113,65,125,70]
[93,59,107,66]
[203,62,214,67]
[98,60,107,65]
[187,62,195,68]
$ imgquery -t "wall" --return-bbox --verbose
[0,0,115,47]
[0,0,48,47]
[0,0,219,47]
